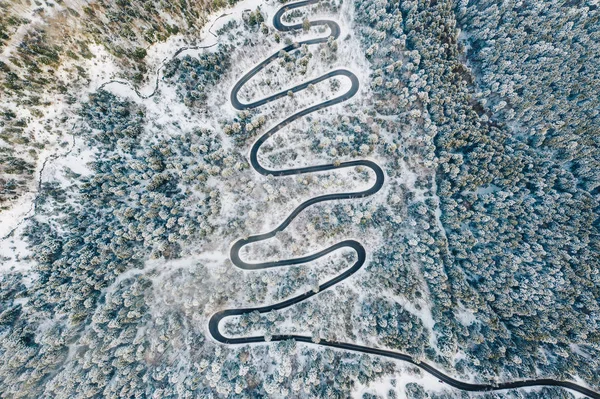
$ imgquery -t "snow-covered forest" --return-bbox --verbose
[0,0,599,398]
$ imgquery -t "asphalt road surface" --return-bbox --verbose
[209,1,600,398]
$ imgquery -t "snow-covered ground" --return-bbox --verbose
[1,0,464,396]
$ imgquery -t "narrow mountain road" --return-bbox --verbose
[208,1,600,398]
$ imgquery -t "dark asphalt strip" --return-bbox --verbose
[208,2,600,398]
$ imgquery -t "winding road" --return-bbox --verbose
[208,1,600,398]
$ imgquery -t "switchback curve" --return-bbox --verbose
[208,2,600,398]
